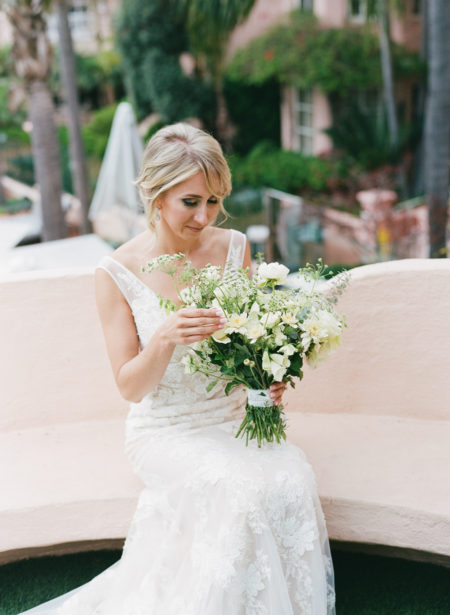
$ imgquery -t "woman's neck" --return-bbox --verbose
[153,223,210,258]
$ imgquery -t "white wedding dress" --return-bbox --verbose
[19,229,336,615]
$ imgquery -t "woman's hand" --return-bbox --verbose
[161,307,227,347]
[269,381,288,406]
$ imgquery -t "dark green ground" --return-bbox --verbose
[0,548,449,614]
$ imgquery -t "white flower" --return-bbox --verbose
[282,312,298,326]
[214,284,237,300]
[272,325,287,346]
[180,353,196,374]
[263,350,290,381]
[245,320,266,342]
[249,301,261,316]
[257,262,290,285]
[227,312,248,333]
[211,327,231,344]
[201,265,222,282]
[300,314,327,350]
[317,309,342,338]
[210,298,226,317]
[306,334,342,369]
[262,311,280,329]
[280,343,296,356]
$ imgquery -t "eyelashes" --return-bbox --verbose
[182,198,218,207]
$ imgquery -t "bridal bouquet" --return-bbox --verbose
[143,256,349,447]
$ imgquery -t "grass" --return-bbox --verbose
[0,548,449,614]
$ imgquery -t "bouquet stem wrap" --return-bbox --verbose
[235,389,287,448]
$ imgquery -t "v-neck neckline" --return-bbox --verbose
[103,229,236,307]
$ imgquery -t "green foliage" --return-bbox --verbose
[229,142,333,194]
[115,0,213,124]
[227,9,424,95]
[142,48,215,124]
[7,154,35,186]
[51,49,125,110]
[0,196,32,214]
[82,104,118,158]
[58,125,73,193]
[326,102,423,170]
[170,0,256,77]
[224,78,280,155]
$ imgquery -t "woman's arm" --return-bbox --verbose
[94,269,225,403]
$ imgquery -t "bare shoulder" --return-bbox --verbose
[110,230,153,271]
[208,226,233,251]
[94,230,152,297]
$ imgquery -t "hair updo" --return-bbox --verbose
[135,122,231,230]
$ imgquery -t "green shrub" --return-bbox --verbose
[7,154,35,186]
[228,9,424,95]
[224,78,280,155]
[229,142,333,194]
[0,197,32,214]
[82,104,119,158]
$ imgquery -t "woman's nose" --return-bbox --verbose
[193,205,209,225]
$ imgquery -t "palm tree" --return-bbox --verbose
[171,0,256,150]
[5,0,66,241]
[55,0,92,234]
[424,0,449,257]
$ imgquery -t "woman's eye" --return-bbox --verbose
[208,199,218,205]
[182,199,198,207]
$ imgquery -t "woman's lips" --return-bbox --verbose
[186,226,203,231]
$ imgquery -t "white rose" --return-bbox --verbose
[257,262,290,285]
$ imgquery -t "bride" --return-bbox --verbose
[19,123,336,614]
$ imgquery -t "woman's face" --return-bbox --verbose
[157,171,221,239]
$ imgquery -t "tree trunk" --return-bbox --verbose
[56,0,92,235]
[28,80,66,241]
[7,1,66,242]
[411,0,427,196]
[425,0,450,257]
[378,0,399,146]
[378,0,409,198]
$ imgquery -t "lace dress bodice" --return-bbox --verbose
[96,229,248,436]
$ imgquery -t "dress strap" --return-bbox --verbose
[224,229,247,270]
[95,256,142,308]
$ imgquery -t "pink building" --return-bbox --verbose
[228,0,423,156]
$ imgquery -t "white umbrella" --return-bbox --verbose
[89,102,146,243]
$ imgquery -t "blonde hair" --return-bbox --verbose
[135,123,231,230]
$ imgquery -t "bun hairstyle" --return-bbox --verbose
[135,122,231,230]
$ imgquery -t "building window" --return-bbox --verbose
[349,0,368,22]
[294,89,314,154]
[412,0,421,15]
[298,0,314,10]
[68,0,90,32]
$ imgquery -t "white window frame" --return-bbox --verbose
[293,89,314,155]
[348,0,368,23]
